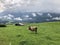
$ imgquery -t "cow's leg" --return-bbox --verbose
[35,28,37,34]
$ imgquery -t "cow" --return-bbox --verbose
[28,26,37,34]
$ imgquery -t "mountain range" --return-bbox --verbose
[0,12,60,23]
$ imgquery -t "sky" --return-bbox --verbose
[0,0,60,21]
[0,0,60,13]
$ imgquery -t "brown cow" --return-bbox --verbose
[28,26,37,34]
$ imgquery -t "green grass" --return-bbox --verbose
[0,22,60,45]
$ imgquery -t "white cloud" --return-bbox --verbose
[7,17,12,20]
[32,13,37,17]
[37,12,43,16]
[8,14,14,17]
[29,18,32,20]
[0,0,60,13]
[0,16,2,19]
[3,15,7,18]
[0,14,14,20]
[3,15,12,20]
[14,17,22,21]
[1,15,12,20]
[52,17,60,20]
[46,19,50,21]
[25,15,29,18]
[0,1,6,13]
[47,13,52,17]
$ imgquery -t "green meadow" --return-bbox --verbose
[0,22,60,45]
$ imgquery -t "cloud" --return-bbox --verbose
[0,16,2,19]
[47,13,52,18]
[52,17,60,20]
[0,0,60,13]
[29,18,32,20]
[0,14,14,20]
[32,13,37,17]
[46,19,50,21]
[25,15,29,18]
[8,14,14,17]
[0,1,5,13]
[37,12,43,16]
[14,17,22,21]
[3,15,12,20]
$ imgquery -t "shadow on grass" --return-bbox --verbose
[45,36,52,40]
[16,34,21,37]
[19,40,27,45]
[28,32,39,34]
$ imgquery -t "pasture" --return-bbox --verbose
[0,22,60,45]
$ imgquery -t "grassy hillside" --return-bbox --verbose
[0,22,60,45]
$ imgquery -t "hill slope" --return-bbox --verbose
[0,22,60,45]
